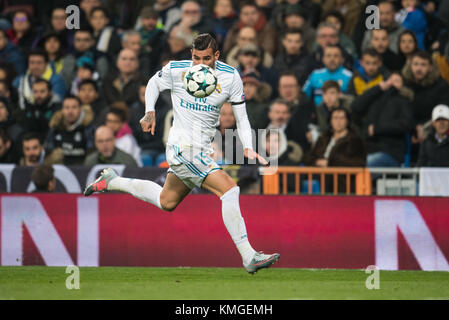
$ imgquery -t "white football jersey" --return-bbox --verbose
[145,60,246,154]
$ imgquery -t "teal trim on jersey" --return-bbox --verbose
[170,61,191,69]
[216,62,234,73]
[216,62,234,71]
[216,65,234,74]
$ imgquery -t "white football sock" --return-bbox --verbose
[220,186,256,266]
[108,177,162,209]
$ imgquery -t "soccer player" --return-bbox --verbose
[84,33,280,274]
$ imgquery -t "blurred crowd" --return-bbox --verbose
[0,0,449,171]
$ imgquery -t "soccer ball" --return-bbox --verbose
[183,64,218,98]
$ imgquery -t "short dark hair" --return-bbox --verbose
[74,28,93,38]
[78,79,98,91]
[411,50,433,64]
[323,44,343,56]
[322,80,340,93]
[372,28,388,36]
[22,132,42,145]
[63,95,82,107]
[33,78,52,91]
[329,106,351,125]
[279,71,299,83]
[192,33,218,53]
[239,0,258,11]
[108,102,129,123]
[90,6,110,19]
[31,164,55,191]
[282,28,303,39]
[322,10,345,30]
[361,48,382,60]
[378,0,396,10]
[28,48,48,63]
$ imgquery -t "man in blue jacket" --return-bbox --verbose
[303,45,353,106]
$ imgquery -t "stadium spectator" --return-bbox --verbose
[77,79,108,127]
[348,48,388,97]
[262,97,313,159]
[47,8,74,53]
[66,28,109,80]
[225,26,273,68]
[69,58,99,96]
[102,48,145,106]
[361,0,404,54]
[79,0,102,29]
[216,102,244,164]
[0,62,16,88]
[322,10,357,58]
[159,25,193,63]
[321,0,361,38]
[129,83,171,167]
[241,72,272,129]
[303,107,366,193]
[223,0,277,57]
[45,96,95,166]
[255,0,276,21]
[395,0,427,50]
[433,40,449,85]
[260,128,301,166]
[103,0,151,31]
[0,96,23,143]
[402,51,449,144]
[6,10,40,58]
[303,45,353,106]
[136,7,166,72]
[38,32,76,89]
[105,103,143,167]
[13,49,66,110]
[212,0,238,50]
[304,106,366,167]
[0,128,19,164]
[16,78,61,137]
[236,43,278,97]
[273,28,316,86]
[397,30,419,70]
[278,4,316,54]
[270,0,321,30]
[153,0,182,32]
[417,104,449,167]
[369,28,402,72]
[311,22,354,71]
[84,125,138,167]
[121,30,152,79]
[89,6,122,59]
[171,1,215,37]
[0,28,25,75]
[351,72,414,167]
[31,163,56,193]
[316,80,353,134]
[19,132,46,166]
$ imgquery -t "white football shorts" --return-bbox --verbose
[166,144,222,189]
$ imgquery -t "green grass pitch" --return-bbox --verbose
[0,266,449,300]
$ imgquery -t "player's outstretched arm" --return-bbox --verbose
[140,111,156,135]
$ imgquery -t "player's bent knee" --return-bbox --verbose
[159,194,179,212]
